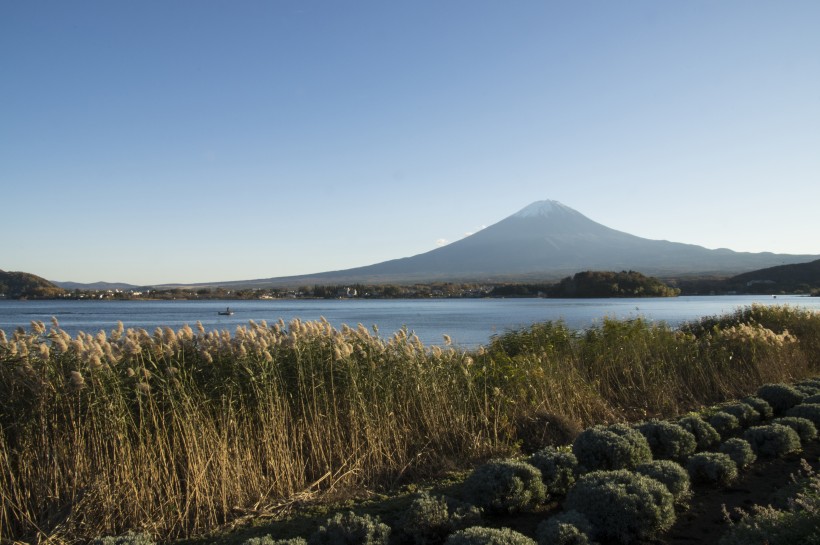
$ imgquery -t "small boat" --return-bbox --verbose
[218,307,234,316]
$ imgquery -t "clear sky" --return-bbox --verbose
[2,1,819,285]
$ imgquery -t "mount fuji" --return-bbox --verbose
[190,200,820,287]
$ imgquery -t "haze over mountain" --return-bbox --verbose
[176,200,819,289]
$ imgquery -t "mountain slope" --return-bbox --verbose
[175,200,820,288]
[0,270,65,298]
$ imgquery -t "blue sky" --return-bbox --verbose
[2,1,819,285]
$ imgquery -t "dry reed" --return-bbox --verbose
[0,305,818,543]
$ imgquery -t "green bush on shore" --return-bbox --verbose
[565,469,676,544]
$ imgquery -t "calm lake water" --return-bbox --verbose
[1,296,818,347]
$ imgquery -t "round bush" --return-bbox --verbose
[784,403,820,427]
[244,538,307,545]
[635,420,697,462]
[686,452,738,486]
[514,411,583,453]
[743,424,802,458]
[635,460,692,503]
[445,527,536,545]
[716,402,760,428]
[772,417,817,444]
[756,383,804,415]
[564,469,676,544]
[677,415,721,451]
[741,396,774,421]
[708,412,740,439]
[535,510,594,545]
[795,378,820,395]
[308,512,390,545]
[461,459,546,514]
[527,447,578,496]
[92,533,155,545]
[719,438,757,470]
[400,493,481,545]
[572,424,652,472]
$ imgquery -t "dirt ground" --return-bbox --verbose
[659,440,820,545]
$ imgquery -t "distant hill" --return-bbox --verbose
[52,280,142,291]
[725,258,820,294]
[547,270,680,298]
[185,200,819,289]
[0,270,65,299]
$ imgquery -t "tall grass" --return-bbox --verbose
[1,305,818,543]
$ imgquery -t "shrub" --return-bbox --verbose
[743,424,802,458]
[756,384,804,415]
[635,460,692,504]
[527,447,578,496]
[444,527,536,545]
[92,533,155,545]
[741,396,774,421]
[803,394,820,404]
[708,412,740,439]
[719,466,820,545]
[719,438,757,470]
[243,538,307,545]
[571,424,652,472]
[461,459,546,514]
[535,510,594,545]
[635,420,697,462]
[514,411,583,453]
[772,417,818,444]
[716,402,760,428]
[677,415,721,451]
[308,512,390,545]
[400,492,481,545]
[564,469,676,544]
[785,403,820,427]
[686,452,738,486]
[794,378,820,396]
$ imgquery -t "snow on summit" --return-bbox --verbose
[511,200,571,218]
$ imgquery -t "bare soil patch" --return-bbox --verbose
[659,440,820,545]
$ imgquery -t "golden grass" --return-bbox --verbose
[0,305,818,543]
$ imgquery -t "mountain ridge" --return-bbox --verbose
[156,200,818,289]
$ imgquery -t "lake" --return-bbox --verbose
[1,295,818,347]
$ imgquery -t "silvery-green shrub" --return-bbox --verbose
[719,438,757,470]
[773,417,818,444]
[243,538,307,545]
[635,460,692,504]
[756,384,804,415]
[572,424,652,472]
[635,420,697,462]
[535,510,595,545]
[461,459,546,514]
[686,452,738,486]
[741,396,774,421]
[444,526,536,545]
[92,533,155,545]
[564,469,676,544]
[400,492,481,545]
[743,424,801,458]
[717,402,760,428]
[308,511,390,545]
[785,403,820,427]
[708,412,740,439]
[677,415,721,451]
[527,446,578,496]
[794,379,820,396]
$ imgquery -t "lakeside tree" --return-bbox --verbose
[547,271,680,298]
